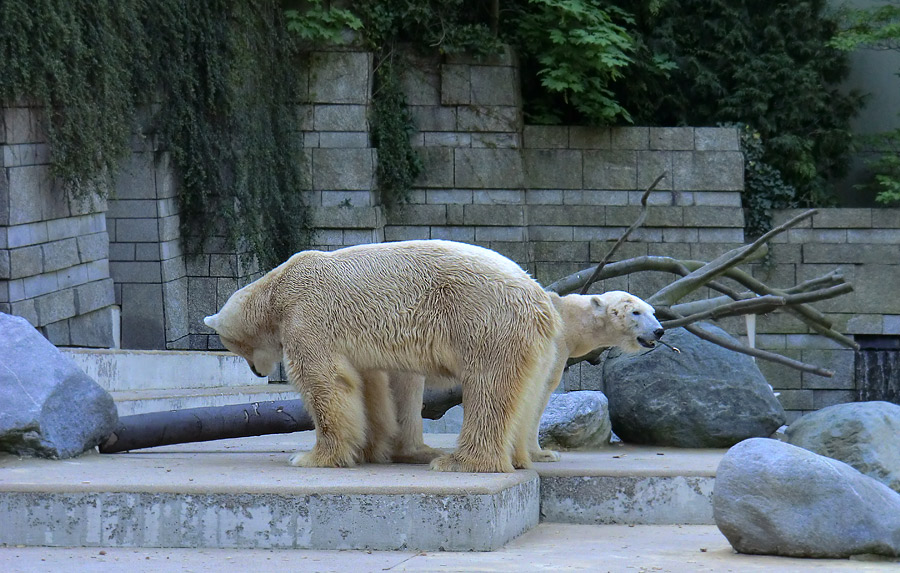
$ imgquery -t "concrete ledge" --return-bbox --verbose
[62,348,265,392]
[0,434,538,551]
[110,383,301,416]
[536,447,723,525]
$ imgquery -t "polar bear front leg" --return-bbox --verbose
[526,356,567,463]
[286,354,366,468]
[358,370,399,464]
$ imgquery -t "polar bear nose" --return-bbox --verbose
[654,327,665,339]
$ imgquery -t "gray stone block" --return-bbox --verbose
[114,153,158,200]
[312,148,375,191]
[313,104,368,131]
[649,127,694,150]
[455,148,523,188]
[456,106,518,133]
[7,221,48,249]
[610,127,649,149]
[414,147,454,188]
[473,190,523,205]
[682,206,744,228]
[34,287,76,325]
[430,226,474,242]
[847,228,900,244]
[41,238,79,273]
[695,127,740,151]
[121,283,165,349]
[533,241,588,262]
[56,263,89,290]
[75,232,109,263]
[387,205,447,226]
[472,133,519,148]
[569,127,610,149]
[9,244,42,279]
[106,198,157,219]
[308,206,381,229]
[23,272,59,299]
[3,143,50,167]
[7,165,50,225]
[10,299,38,326]
[163,277,189,343]
[470,66,518,106]
[524,149,582,189]
[524,125,568,149]
[872,209,900,228]
[109,261,161,284]
[583,151,637,190]
[116,218,159,243]
[474,226,524,242]
[529,226,573,241]
[209,254,237,277]
[189,277,218,335]
[463,204,523,226]
[527,205,603,227]
[135,243,160,261]
[440,64,470,105]
[42,318,70,346]
[409,105,457,132]
[607,205,684,227]
[637,151,675,191]
[777,389,814,411]
[69,306,118,348]
[673,151,744,191]
[108,242,135,262]
[0,313,117,457]
[74,279,115,315]
[399,55,440,106]
[318,132,369,148]
[309,51,372,104]
[3,107,45,144]
[423,131,471,147]
[160,256,186,283]
[811,208,871,228]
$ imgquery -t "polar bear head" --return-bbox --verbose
[204,285,283,378]
[556,290,664,356]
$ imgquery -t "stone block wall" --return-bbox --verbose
[746,209,900,422]
[0,106,117,347]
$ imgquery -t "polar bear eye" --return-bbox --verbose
[632,310,641,316]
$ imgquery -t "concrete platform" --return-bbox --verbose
[0,434,537,551]
[3,524,898,572]
[110,383,301,416]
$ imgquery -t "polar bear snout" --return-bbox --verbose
[637,327,665,349]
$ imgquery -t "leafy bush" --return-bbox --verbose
[614,0,864,208]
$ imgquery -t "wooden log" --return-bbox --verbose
[100,387,464,454]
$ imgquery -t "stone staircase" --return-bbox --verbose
[0,349,724,552]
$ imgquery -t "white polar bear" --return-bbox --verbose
[386,290,665,464]
[204,240,560,473]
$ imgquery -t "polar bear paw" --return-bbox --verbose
[288,449,355,468]
[392,445,444,465]
[530,448,562,463]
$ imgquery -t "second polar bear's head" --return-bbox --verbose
[555,290,664,356]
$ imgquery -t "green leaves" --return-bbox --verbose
[285,1,362,45]
[507,0,637,125]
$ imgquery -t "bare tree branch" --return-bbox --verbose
[578,172,668,295]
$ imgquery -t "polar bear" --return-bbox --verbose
[387,290,664,464]
[203,240,560,473]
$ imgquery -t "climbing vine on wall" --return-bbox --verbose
[0,0,309,269]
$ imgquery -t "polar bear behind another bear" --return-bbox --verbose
[204,240,560,473]
[387,290,664,465]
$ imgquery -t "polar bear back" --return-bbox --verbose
[255,240,557,376]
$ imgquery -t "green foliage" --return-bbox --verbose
[353,0,499,205]
[831,2,900,206]
[614,0,864,209]
[285,0,362,45]
[738,124,797,237]
[504,0,654,125]
[0,0,309,269]
[0,0,141,200]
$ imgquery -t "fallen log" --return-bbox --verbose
[100,387,462,453]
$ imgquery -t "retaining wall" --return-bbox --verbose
[2,48,899,419]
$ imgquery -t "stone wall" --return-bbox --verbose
[0,106,117,347]
[3,48,900,419]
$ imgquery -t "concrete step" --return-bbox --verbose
[110,383,301,416]
[0,434,724,552]
[61,348,281,393]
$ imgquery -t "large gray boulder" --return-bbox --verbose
[538,391,611,450]
[0,313,118,458]
[786,401,900,493]
[714,438,900,559]
[602,324,785,447]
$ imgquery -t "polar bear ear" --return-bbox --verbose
[590,296,608,314]
[203,314,220,330]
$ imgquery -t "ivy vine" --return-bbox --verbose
[0,0,309,269]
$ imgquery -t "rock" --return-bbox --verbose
[713,438,900,559]
[602,324,785,447]
[538,391,611,450]
[423,404,464,433]
[0,313,118,458]
[786,400,900,492]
